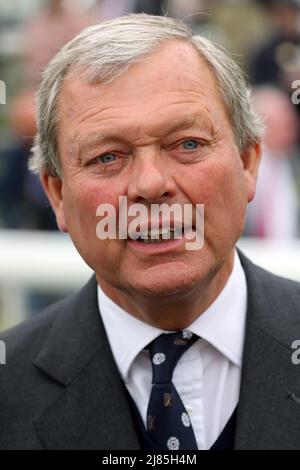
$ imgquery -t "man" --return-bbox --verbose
[1,14,300,450]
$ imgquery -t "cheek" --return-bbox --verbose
[61,178,125,273]
[178,157,247,219]
[62,178,120,233]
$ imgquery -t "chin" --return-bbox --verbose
[130,269,203,298]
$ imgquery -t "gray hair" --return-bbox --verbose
[29,13,263,176]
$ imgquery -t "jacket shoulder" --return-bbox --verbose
[0,276,97,449]
[0,293,76,361]
[239,250,300,343]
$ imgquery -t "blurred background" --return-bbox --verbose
[1,0,300,330]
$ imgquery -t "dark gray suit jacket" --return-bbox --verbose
[1,251,300,449]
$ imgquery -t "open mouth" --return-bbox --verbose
[133,227,185,243]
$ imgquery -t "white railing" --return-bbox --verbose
[0,230,92,329]
[0,229,300,330]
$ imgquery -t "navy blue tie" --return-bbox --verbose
[146,331,199,450]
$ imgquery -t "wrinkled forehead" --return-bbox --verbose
[57,40,230,138]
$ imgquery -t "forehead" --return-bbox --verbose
[58,40,229,136]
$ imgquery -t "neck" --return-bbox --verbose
[97,251,235,330]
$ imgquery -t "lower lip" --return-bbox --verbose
[127,234,188,254]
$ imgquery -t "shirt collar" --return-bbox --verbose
[98,250,247,381]
[186,250,247,368]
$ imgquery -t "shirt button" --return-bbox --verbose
[185,404,193,415]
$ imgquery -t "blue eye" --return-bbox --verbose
[182,140,199,150]
[99,153,117,163]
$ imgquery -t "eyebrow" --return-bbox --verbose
[75,113,214,151]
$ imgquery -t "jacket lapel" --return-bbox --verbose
[33,276,140,449]
[235,252,300,449]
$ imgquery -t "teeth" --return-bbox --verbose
[136,227,183,243]
[140,228,176,239]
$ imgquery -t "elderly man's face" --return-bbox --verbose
[43,40,260,305]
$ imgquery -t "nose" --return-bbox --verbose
[127,148,177,203]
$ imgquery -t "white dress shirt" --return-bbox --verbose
[98,250,247,449]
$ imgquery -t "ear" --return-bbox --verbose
[241,142,262,203]
[40,173,68,232]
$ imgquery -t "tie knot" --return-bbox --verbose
[149,331,198,384]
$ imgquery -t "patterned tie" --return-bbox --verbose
[146,330,199,450]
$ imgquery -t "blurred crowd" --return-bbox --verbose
[1,0,300,238]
